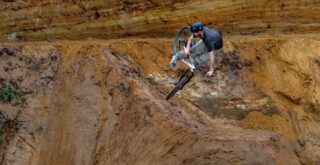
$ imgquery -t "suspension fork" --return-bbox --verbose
[182,59,196,72]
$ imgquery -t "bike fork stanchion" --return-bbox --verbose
[182,59,195,72]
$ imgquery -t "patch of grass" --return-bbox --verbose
[118,83,126,92]
[0,86,14,102]
[0,84,27,106]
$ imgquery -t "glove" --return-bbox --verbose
[170,55,178,68]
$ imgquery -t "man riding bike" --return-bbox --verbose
[171,21,223,77]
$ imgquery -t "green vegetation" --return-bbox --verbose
[0,86,14,102]
[0,83,26,145]
[0,84,26,106]
[118,83,126,92]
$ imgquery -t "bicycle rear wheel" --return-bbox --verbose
[173,26,196,55]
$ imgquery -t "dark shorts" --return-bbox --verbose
[214,31,223,50]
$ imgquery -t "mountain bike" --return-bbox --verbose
[166,26,210,100]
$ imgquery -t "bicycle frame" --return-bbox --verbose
[172,26,210,70]
[173,39,210,72]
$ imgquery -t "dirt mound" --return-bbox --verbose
[0,41,301,164]
[106,35,320,164]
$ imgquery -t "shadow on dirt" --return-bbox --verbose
[192,50,280,120]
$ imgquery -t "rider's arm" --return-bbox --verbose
[208,50,215,72]
[184,35,194,55]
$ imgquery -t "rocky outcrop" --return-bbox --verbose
[0,0,319,41]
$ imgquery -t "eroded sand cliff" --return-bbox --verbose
[0,0,319,41]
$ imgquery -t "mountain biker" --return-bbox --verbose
[171,22,223,77]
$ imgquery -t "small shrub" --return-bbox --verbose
[0,86,14,102]
[118,83,126,92]
[0,84,27,106]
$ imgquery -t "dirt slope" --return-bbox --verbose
[0,1,319,164]
[2,36,317,164]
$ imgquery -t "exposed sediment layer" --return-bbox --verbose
[0,0,319,41]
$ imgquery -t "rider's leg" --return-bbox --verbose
[190,40,208,64]
[171,40,206,68]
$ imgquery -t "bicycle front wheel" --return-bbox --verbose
[166,75,192,100]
